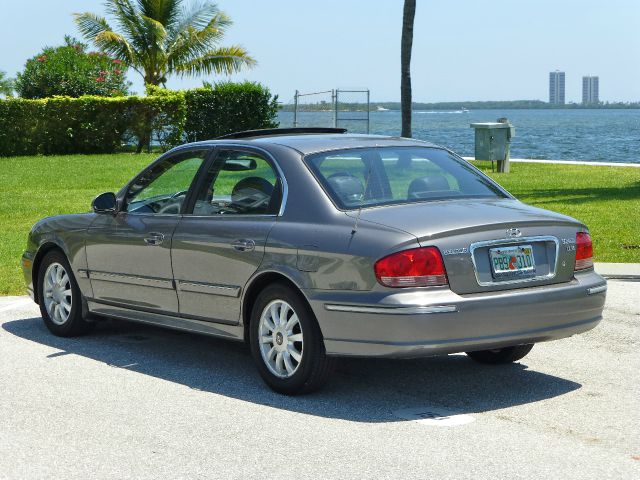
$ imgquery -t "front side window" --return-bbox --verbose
[125,150,208,214]
[192,150,280,216]
[305,147,507,209]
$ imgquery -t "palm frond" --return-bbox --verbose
[137,0,181,28]
[106,0,149,53]
[174,46,255,77]
[94,31,137,65]
[167,1,226,43]
[74,12,113,42]
[166,11,231,67]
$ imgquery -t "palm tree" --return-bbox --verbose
[74,0,255,87]
[0,71,14,97]
[401,0,416,138]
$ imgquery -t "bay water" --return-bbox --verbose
[277,109,640,163]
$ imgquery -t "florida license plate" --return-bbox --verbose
[489,245,535,279]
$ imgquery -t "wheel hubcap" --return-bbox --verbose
[258,300,304,378]
[43,262,72,325]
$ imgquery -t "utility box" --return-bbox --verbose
[470,120,515,173]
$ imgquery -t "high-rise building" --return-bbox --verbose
[549,70,565,105]
[582,76,599,104]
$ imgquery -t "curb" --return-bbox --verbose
[594,263,640,280]
[462,157,640,168]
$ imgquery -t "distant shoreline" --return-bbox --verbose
[279,100,640,111]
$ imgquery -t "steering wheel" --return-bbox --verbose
[156,190,188,214]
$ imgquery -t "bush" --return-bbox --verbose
[0,99,42,155]
[0,81,278,156]
[129,87,186,152]
[184,81,279,141]
[15,37,129,99]
[0,94,184,156]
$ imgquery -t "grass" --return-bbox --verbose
[475,160,640,264]
[1,154,639,296]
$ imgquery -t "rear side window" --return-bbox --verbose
[192,150,280,215]
[305,147,507,209]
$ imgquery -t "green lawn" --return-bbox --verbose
[476,160,640,264]
[1,154,639,295]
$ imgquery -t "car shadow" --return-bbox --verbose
[3,316,581,423]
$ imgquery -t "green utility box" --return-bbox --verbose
[470,120,515,173]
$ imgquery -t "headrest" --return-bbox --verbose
[408,175,450,199]
[231,177,274,205]
[327,172,364,205]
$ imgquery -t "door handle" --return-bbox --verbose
[144,232,165,246]
[231,239,256,252]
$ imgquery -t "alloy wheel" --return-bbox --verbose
[43,262,72,325]
[258,299,304,378]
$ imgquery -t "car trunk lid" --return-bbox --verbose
[348,199,584,294]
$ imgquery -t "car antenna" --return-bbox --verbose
[351,166,372,235]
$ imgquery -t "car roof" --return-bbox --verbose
[182,134,444,156]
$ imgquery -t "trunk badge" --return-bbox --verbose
[506,228,522,238]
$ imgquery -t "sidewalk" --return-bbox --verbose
[595,263,640,279]
[463,157,640,168]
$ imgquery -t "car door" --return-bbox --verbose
[171,148,284,323]
[85,148,210,313]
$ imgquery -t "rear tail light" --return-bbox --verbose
[575,232,594,271]
[374,246,448,287]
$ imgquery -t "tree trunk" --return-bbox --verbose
[401,0,416,138]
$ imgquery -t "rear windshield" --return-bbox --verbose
[305,146,508,210]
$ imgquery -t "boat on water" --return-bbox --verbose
[376,106,390,112]
[461,107,470,112]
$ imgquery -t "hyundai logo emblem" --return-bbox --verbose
[506,228,522,238]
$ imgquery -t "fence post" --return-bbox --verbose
[366,89,370,133]
[332,89,338,128]
[293,90,298,127]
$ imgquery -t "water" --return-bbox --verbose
[277,109,640,163]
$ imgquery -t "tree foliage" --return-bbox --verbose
[0,71,14,97]
[14,37,130,99]
[74,0,255,86]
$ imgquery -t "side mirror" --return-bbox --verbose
[92,192,117,214]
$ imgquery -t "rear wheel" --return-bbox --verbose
[249,283,334,395]
[37,250,94,337]
[465,344,534,364]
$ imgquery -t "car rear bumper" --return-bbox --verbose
[305,270,606,358]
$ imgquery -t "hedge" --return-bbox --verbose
[184,81,278,141]
[0,82,278,156]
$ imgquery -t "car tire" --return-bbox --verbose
[249,283,335,395]
[465,344,534,364]
[37,250,94,337]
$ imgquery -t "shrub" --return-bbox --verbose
[0,99,42,155]
[15,37,129,99]
[0,95,184,156]
[0,81,278,156]
[184,81,279,141]
[128,87,186,152]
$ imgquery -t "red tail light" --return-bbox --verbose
[374,246,448,287]
[575,232,594,270]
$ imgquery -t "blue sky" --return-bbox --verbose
[1,0,638,102]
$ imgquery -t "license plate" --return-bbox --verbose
[489,245,535,279]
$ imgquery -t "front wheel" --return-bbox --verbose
[37,250,94,337]
[249,283,334,395]
[465,344,534,364]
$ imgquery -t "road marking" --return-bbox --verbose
[0,297,35,314]
[394,407,475,427]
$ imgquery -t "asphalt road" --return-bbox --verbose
[0,281,638,480]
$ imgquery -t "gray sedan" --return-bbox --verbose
[21,128,607,394]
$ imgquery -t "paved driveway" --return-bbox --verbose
[0,281,638,480]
